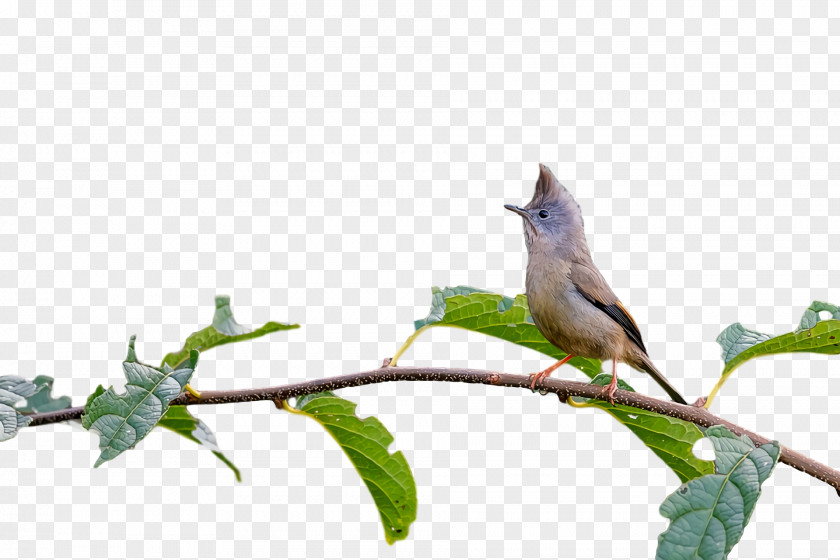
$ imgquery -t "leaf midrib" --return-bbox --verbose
[98,366,184,454]
[691,449,752,558]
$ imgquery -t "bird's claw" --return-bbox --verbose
[528,372,547,391]
[595,381,617,405]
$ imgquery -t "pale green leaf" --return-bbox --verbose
[0,376,37,442]
[576,374,714,483]
[158,406,241,481]
[716,324,772,364]
[290,392,417,545]
[161,295,299,369]
[15,375,72,414]
[656,425,780,560]
[413,286,602,377]
[82,336,198,467]
[797,301,840,331]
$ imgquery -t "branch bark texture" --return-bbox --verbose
[24,365,840,496]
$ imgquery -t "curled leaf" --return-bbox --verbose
[161,295,299,369]
[158,406,241,481]
[708,301,840,407]
[287,392,417,544]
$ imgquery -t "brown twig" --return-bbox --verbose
[24,365,840,496]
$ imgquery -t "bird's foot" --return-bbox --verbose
[528,355,575,391]
[595,378,618,405]
[528,371,551,391]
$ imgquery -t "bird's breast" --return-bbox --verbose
[525,261,624,361]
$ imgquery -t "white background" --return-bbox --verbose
[1,1,839,558]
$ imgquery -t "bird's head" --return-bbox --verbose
[505,164,584,252]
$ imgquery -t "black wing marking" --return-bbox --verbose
[573,286,648,354]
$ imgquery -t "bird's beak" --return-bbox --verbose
[504,204,530,219]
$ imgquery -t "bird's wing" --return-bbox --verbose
[569,260,647,354]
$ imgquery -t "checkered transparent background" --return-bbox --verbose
[1,1,839,558]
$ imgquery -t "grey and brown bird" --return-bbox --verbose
[505,164,687,404]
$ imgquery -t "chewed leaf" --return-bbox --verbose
[157,406,241,481]
[289,392,417,545]
[708,301,840,407]
[797,301,840,331]
[656,426,780,560]
[410,286,601,377]
[0,377,37,442]
[161,295,299,369]
[82,336,198,467]
[716,324,772,364]
[15,375,72,414]
[573,375,714,483]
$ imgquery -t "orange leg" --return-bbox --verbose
[529,354,575,390]
[596,357,619,405]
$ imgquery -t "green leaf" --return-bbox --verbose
[289,392,417,545]
[15,375,72,414]
[161,295,299,369]
[82,336,199,467]
[797,301,840,331]
[708,301,840,406]
[574,374,714,483]
[0,376,37,442]
[656,425,780,560]
[716,324,772,364]
[412,286,602,377]
[157,406,241,481]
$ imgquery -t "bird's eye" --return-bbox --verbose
[538,210,550,219]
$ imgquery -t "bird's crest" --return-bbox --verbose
[524,164,582,221]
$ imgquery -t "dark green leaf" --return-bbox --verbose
[289,392,417,545]
[574,375,714,483]
[161,295,299,369]
[413,286,602,377]
[15,375,72,414]
[82,336,198,467]
[158,406,241,481]
[656,426,780,560]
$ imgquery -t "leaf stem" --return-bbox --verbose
[389,325,431,366]
[22,365,840,496]
[184,383,202,399]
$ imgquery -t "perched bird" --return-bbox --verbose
[505,164,687,404]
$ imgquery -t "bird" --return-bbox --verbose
[504,164,687,405]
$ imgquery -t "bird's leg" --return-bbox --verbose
[529,354,575,390]
[596,357,619,405]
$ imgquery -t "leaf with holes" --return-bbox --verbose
[81,336,198,467]
[409,286,601,377]
[161,295,299,370]
[15,375,72,414]
[0,376,37,442]
[656,425,779,560]
[573,374,714,483]
[287,392,417,544]
[708,301,840,406]
[157,406,241,481]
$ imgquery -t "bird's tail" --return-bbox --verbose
[636,353,687,405]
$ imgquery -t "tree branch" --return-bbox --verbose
[24,364,840,496]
